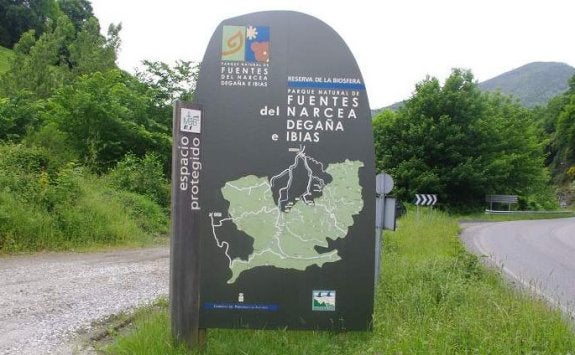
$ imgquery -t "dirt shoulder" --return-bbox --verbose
[0,247,169,354]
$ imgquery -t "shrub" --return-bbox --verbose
[107,153,170,208]
[0,143,168,252]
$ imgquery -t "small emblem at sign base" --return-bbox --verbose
[180,108,201,133]
[312,290,336,311]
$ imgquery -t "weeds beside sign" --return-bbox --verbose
[171,11,376,342]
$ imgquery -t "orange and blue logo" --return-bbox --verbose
[221,25,270,63]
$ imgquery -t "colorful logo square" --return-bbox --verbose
[221,25,270,62]
[312,290,336,311]
[221,25,245,61]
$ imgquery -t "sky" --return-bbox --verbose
[90,0,575,109]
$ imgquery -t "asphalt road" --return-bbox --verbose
[461,217,575,318]
[0,247,169,354]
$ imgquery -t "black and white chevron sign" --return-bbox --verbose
[414,194,437,206]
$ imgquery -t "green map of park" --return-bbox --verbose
[209,147,364,283]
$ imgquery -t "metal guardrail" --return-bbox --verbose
[486,194,518,211]
[485,209,574,215]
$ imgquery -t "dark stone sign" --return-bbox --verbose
[171,10,376,334]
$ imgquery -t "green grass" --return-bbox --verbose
[459,210,575,222]
[0,144,168,253]
[0,45,12,74]
[0,176,167,252]
[104,210,575,353]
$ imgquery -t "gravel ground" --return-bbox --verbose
[0,247,169,354]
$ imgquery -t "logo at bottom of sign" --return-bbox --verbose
[312,290,336,311]
[180,108,201,133]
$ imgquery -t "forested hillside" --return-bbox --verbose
[0,0,196,252]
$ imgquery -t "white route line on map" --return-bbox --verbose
[209,145,352,278]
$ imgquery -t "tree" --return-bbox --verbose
[1,13,120,99]
[550,76,575,182]
[0,91,45,141]
[373,69,551,210]
[57,0,93,31]
[0,0,60,48]
[0,0,95,49]
[135,59,199,132]
[478,94,550,201]
[136,60,198,104]
[0,16,75,99]
[68,17,118,75]
[44,69,171,172]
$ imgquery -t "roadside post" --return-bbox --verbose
[170,102,205,348]
[171,10,377,350]
[414,193,437,220]
[375,173,396,287]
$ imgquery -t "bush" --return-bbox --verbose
[107,153,170,208]
[0,191,56,251]
[23,122,79,170]
[0,143,168,252]
[0,92,44,142]
[109,189,169,235]
[0,144,49,205]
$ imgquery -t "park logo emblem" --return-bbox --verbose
[312,290,336,311]
[221,25,270,62]
[180,108,201,133]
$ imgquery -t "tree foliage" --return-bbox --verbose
[134,59,199,136]
[0,13,118,100]
[0,91,45,141]
[0,0,60,48]
[136,59,198,107]
[67,17,119,75]
[550,76,575,182]
[1,16,74,99]
[58,0,93,31]
[45,69,171,172]
[0,0,95,49]
[0,5,175,174]
[374,69,552,210]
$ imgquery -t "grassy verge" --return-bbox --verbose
[104,210,575,354]
[0,175,168,253]
[459,210,575,222]
[0,144,169,253]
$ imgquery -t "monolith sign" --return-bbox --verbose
[171,11,376,339]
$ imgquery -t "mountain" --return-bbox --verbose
[372,101,404,117]
[478,62,575,107]
[373,62,575,115]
